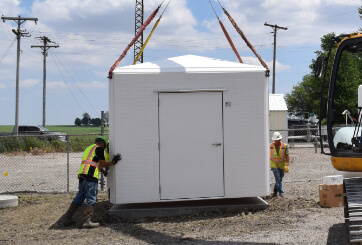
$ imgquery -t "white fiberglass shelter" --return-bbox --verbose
[108,55,270,204]
[269,94,288,143]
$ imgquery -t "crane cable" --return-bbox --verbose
[215,0,270,75]
[208,0,243,63]
[133,0,172,65]
[108,1,165,79]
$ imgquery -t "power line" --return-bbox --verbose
[0,37,16,64]
[49,51,86,114]
[50,50,101,118]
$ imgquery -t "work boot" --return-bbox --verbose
[63,202,79,226]
[279,194,285,198]
[82,205,100,228]
[272,191,278,198]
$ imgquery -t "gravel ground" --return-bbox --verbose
[0,147,351,244]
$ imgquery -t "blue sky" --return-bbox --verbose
[0,0,361,125]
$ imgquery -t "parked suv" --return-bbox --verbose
[13,126,66,142]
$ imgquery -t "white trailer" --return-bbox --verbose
[108,55,269,204]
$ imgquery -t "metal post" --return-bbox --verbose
[100,111,105,191]
[66,135,70,192]
[101,111,104,136]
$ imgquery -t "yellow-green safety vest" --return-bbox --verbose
[78,144,100,179]
[270,142,287,169]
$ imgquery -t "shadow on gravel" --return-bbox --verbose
[327,223,349,245]
[49,200,276,244]
[111,222,277,245]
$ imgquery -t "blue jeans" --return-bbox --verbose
[72,179,98,206]
[271,168,285,194]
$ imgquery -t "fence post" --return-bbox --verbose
[100,111,105,191]
[67,135,70,193]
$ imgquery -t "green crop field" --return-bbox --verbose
[0,125,109,135]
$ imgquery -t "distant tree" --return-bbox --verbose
[90,118,102,127]
[74,118,81,126]
[82,112,91,125]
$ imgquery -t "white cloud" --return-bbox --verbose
[76,81,107,89]
[48,80,107,90]
[0,0,23,16]
[47,81,67,89]
[20,78,40,88]
[242,56,290,73]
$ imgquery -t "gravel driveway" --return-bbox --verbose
[0,147,351,244]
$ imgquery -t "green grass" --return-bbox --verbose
[0,125,109,135]
[0,126,15,133]
[0,125,109,153]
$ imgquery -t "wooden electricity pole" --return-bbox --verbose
[1,15,38,135]
[264,23,287,94]
[31,36,59,128]
[134,0,144,63]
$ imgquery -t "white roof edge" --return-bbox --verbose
[113,55,267,74]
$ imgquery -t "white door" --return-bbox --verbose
[159,92,224,200]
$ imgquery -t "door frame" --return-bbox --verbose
[157,89,226,200]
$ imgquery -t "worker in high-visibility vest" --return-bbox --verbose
[270,132,289,198]
[63,136,122,228]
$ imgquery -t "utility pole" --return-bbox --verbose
[31,36,59,128]
[264,23,287,94]
[134,0,144,63]
[1,15,38,135]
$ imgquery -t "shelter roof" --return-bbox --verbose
[269,94,288,111]
[113,55,266,74]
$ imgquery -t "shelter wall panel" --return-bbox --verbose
[222,72,269,197]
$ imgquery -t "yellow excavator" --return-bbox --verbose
[318,32,362,170]
[317,32,362,244]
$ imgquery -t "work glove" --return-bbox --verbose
[112,153,122,164]
[104,170,109,177]
[283,163,289,173]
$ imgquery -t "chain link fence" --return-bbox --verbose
[0,129,340,194]
[0,134,109,194]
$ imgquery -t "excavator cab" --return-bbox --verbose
[317,33,362,171]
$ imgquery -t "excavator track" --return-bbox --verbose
[344,177,362,244]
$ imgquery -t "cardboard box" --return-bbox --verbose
[319,184,344,208]
[323,175,343,185]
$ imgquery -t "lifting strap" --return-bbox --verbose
[218,20,243,63]
[208,0,242,63]
[216,0,270,75]
[133,0,172,65]
[108,3,163,79]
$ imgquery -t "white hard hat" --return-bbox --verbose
[272,132,282,141]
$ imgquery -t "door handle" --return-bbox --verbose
[212,143,222,146]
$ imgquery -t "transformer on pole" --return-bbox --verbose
[134,0,144,64]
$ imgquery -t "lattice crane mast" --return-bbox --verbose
[134,0,144,63]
